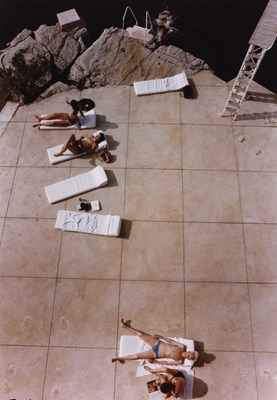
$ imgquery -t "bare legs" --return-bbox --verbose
[33,113,71,128]
[54,134,82,157]
[120,319,158,347]
[111,319,159,363]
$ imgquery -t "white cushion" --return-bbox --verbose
[134,72,189,96]
[119,335,195,367]
[126,26,154,44]
[55,211,122,237]
[45,165,108,204]
[39,108,97,130]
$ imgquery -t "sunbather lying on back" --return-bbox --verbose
[111,319,198,365]
[54,131,105,157]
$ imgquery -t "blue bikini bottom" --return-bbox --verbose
[151,340,162,358]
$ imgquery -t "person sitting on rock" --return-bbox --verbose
[54,131,105,157]
[33,99,82,129]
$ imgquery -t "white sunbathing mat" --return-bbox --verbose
[39,108,97,130]
[119,335,195,369]
[47,130,108,164]
[134,72,189,96]
[45,165,108,204]
[55,210,122,237]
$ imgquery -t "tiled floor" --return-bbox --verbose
[0,70,276,400]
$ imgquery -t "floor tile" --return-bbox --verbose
[0,345,48,400]
[127,124,182,169]
[44,348,115,400]
[115,363,149,400]
[81,86,131,124]
[7,167,69,218]
[191,70,227,86]
[129,91,180,124]
[244,224,277,283]
[18,122,73,167]
[234,126,277,171]
[0,122,24,166]
[0,218,61,277]
[239,172,277,223]
[65,167,126,217]
[182,124,236,170]
[125,169,183,221]
[186,283,252,350]
[0,277,55,345]
[194,351,257,400]
[233,87,277,127]
[0,167,16,217]
[249,284,277,352]
[119,281,185,338]
[121,221,184,281]
[180,86,231,125]
[185,223,247,282]
[50,279,119,347]
[58,231,122,279]
[11,104,28,122]
[183,170,241,222]
[255,352,277,400]
[0,217,4,239]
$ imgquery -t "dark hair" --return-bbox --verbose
[97,132,105,143]
[70,99,80,111]
[160,382,174,394]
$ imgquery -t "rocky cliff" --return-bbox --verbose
[0,24,210,105]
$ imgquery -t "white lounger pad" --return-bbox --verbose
[134,72,189,96]
[119,335,195,368]
[55,210,122,237]
[45,165,108,204]
[47,130,108,164]
[39,108,96,130]
[126,25,154,44]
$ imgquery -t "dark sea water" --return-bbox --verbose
[1,0,276,93]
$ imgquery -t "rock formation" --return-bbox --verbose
[0,24,210,105]
[68,27,209,89]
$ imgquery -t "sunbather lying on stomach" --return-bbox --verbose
[111,319,198,365]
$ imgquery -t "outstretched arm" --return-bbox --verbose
[151,359,183,366]
[145,366,183,376]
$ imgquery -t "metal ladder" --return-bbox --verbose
[221,0,277,120]
[221,45,267,119]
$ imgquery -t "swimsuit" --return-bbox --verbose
[151,340,162,358]
[170,371,185,380]
[67,115,76,125]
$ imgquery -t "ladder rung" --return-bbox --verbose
[226,103,239,110]
[231,93,244,100]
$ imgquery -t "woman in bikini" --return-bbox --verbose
[111,319,198,365]
[54,131,106,157]
[33,99,83,129]
[145,365,186,399]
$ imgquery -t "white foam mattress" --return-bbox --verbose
[45,165,108,204]
[134,72,189,96]
[55,210,122,237]
[39,108,97,130]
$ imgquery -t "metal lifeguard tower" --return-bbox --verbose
[221,0,277,120]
